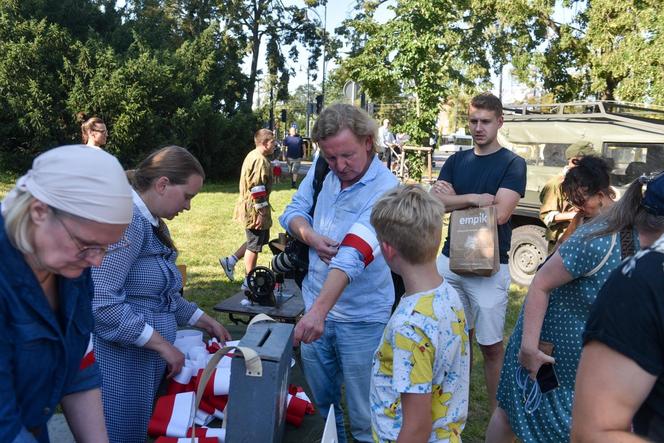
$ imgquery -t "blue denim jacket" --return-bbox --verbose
[0,212,101,443]
[280,155,398,323]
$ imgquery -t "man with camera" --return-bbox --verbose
[279,104,398,443]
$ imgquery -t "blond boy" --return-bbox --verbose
[370,185,470,443]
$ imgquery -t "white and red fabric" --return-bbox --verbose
[340,223,381,267]
[79,336,95,370]
[150,337,313,437]
[250,185,267,200]
[206,338,221,353]
[167,366,196,395]
[154,437,217,443]
[197,397,225,421]
[148,392,195,437]
[188,427,226,442]
[288,384,314,412]
[285,385,315,427]
[193,409,215,426]
[194,366,229,420]
[196,367,231,397]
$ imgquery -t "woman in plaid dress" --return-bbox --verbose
[91,146,231,443]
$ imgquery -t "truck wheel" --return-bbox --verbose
[509,225,547,287]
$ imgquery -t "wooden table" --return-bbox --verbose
[214,279,305,325]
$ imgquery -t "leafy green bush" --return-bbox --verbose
[0,7,255,179]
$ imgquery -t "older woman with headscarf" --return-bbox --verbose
[0,145,133,443]
[91,146,231,443]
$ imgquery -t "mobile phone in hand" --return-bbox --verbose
[536,363,559,394]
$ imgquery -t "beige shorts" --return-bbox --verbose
[437,253,511,346]
[287,157,301,174]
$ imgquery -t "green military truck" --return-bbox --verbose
[499,101,664,286]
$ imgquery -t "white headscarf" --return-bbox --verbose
[1,145,133,224]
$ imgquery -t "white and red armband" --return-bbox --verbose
[250,185,267,201]
[340,223,381,267]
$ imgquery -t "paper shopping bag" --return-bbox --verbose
[449,206,499,276]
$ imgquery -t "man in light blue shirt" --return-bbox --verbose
[280,104,398,443]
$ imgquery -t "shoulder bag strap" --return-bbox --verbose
[583,232,617,278]
[620,228,636,260]
[308,155,330,217]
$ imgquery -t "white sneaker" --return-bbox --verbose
[219,257,235,281]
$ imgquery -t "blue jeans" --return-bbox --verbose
[300,320,386,443]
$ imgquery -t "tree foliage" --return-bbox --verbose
[0,0,257,179]
[339,0,494,144]
[339,0,664,143]
[219,0,336,108]
[493,0,664,102]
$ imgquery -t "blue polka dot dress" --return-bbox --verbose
[497,222,638,442]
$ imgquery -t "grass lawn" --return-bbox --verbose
[165,180,528,443]
[0,176,527,443]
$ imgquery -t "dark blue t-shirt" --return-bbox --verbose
[438,147,527,264]
[283,135,304,159]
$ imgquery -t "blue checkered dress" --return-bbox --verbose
[91,206,199,443]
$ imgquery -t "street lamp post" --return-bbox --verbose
[307,3,327,113]
[320,4,327,108]
[306,64,311,137]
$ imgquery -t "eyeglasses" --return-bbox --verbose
[91,128,108,135]
[571,192,597,209]
[52,211,129,260]
[570,196,588,208]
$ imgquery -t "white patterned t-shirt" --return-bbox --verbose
[370,281,470,442]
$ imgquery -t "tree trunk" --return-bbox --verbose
[246,29,262,107]
[244,0,267,109]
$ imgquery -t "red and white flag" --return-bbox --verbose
[193,409,214,426]
[187,426,226,443]
[286,394,311,428]
[340,223,381,267]
[148,392,194,437]
[79,336,95,370]
[154,437,218,443]
[196,367,231,397]
[197,396,226,421]
[166,366,196,395]
[288,385,314,411]
[285,385,315,427]
[206,338,221,353]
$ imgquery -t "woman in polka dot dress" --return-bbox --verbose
[487,159,643,442]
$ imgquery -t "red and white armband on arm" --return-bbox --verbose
[250,185,267,200]
[340,223,381,267]
[250,185,268,210]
